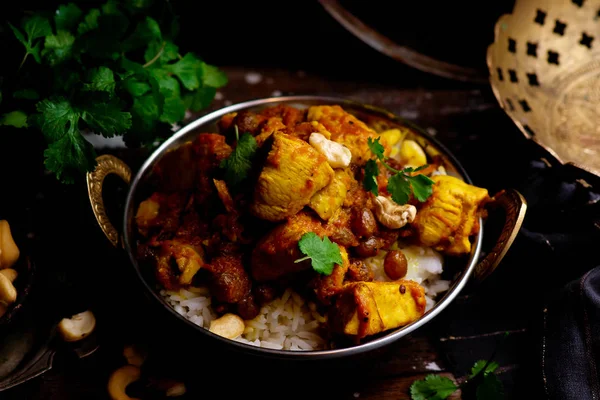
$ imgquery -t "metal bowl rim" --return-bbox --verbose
[122,95,482,360]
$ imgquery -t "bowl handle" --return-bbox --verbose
[473,189,527,283]
[86,155,132,248]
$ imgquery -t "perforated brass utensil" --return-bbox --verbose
[487,0,600,178]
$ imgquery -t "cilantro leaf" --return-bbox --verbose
[83,67,116,94]
[34,97,80,142]
[410,375,458,400]
[183,86,216,112]
[166,53,203,90]
[43,31,75,66]
[44,134,97,184]
[122,78,151,97]
[24,15,52,41]
[363,159,379,196]
[1,111,28,128]
[476,374,504,400]
[202,63,228,88]
[219,133,258,189]
[122,17,162,52]
[470,360,499,379]
[387,173,412,205]
[367,137,385,160]
[131,94,160,127]
[77,8,101,35]
[81,103,132,137]
[144,40,179,65]
[295,232,343,275]
[408,174,435,202]
[9,16,51,66]
[13,89,39,100]
[55,3,83,31]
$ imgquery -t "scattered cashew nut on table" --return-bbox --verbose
[374,196,417,229]
[58,310,96,342]
[108,365,142,400]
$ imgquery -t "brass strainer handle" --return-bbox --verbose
[86,155,132,248]
[473,189,527,283]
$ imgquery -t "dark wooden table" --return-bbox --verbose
[0,64,552,400]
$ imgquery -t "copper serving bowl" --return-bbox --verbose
[86,96,527,360]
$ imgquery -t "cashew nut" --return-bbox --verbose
[374,196,417,229]
[123,344,146,367]
[209,313,245,339]
[58,310,96,342]
[107,365,141,400]
[309,132,352,168]
[166,382,187,397]
[399,139,427,169]
[0,220,20,269]
[0,273,17,304]
[0,269,17,282]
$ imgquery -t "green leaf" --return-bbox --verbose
[101,0,120,14]
[34,97,80,142]
[43,30,75,66]
[8,22,27,45]
[408,174,435,202]
[367,136,385,160]
[183,85,216,112]
[410,375,458,400]
[363,159,379,196]
[1,111,28,128]
[151,69,180,96]
[295,232,343,276]
[122,78,150,97]
[387,173,411,205]
[44,134,97,184]
[160,96,186,124]
[476,374,504,400]
[130,94,160,132]
[13,89,39,100]
[121,17,162,52]
[144,40,179,65]
[77,8,101,35]
[81,103,131,137]
[55,3,83,31]
[83,67,116,93]
[201,63,228,88]
[9,21,43,66]
[33,97,98,183]
[165,53,203,90]
[219,133,258,189]
[24,15,52,41]
[470,360,500,379]
[124,0,154,12]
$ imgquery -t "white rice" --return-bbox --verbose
[161,243,449,351]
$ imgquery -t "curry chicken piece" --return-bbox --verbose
[412,175,490,256]
[135,192,188,238]
[155,238,205,290]
[308,168,352,221]
[251,211,329,282]
[307,105,392,166]
[328,280,426,339]
[250,132,334,221]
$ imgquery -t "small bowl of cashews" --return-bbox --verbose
[0,219,34,326]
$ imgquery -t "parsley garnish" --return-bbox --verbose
[410,375,458,400]
[2,1,228,183]
[219,126,258,190]
[363,137,434,205]
[294,232,343,275]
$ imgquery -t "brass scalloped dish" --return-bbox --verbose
[487,0,600,178]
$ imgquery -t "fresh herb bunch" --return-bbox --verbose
[1,0,227,183]
[410,332,509,400]
[363,137,435,205]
